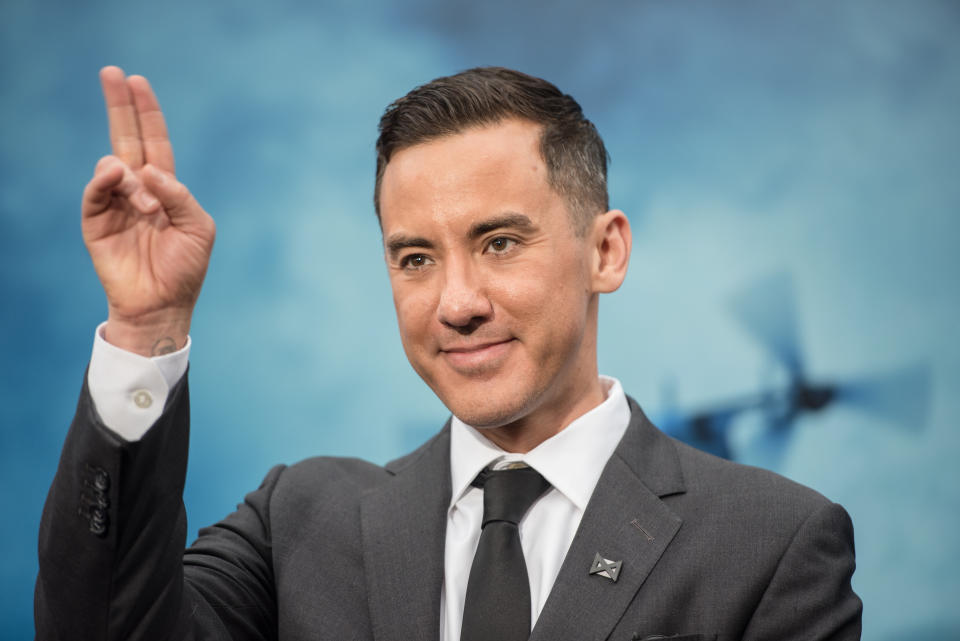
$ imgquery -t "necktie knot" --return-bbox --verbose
[474,466,551,528]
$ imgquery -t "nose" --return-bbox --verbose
[437,259,492,332]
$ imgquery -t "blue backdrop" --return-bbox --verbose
[2,0,958,637]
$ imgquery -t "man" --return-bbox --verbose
[36,66,862,640]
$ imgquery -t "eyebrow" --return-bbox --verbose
[468,212,535,239]
[386,234,434,260]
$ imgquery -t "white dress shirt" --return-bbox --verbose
[85,326,632,640]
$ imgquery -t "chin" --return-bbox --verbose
[439,383,538,429]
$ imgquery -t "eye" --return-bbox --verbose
[486,237,517,254]
[399,253,433,270]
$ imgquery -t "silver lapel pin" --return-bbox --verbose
[589,552,623,582]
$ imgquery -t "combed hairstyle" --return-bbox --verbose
[374,67,609,235]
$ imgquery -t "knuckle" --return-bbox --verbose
[114,138,142,153]
[114,135,140,147]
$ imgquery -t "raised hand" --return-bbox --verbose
[82,67,216,356]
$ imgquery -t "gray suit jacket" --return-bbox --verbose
[36,375,861,640]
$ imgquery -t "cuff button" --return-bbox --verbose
[132,389,153,409]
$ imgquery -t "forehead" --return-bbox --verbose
[379,118,561,232]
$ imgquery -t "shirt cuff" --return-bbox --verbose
[86,321,191,442]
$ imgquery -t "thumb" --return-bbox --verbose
[141,164,207,228]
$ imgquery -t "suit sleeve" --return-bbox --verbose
[740,501,863,641]
[35,372,282,641]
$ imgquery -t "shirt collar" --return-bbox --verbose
[448,376,632,512]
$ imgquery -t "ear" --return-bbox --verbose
[589,209,632,294]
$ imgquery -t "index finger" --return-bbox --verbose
[128,75,175,174]
[100,66,144,168]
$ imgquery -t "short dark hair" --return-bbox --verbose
[374,67,609,234]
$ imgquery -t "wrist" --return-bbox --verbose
[104,309,192,357]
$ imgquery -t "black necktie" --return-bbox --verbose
[460,466,552,641]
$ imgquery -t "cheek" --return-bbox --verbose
[393,285,437,347]
[494,260,589,330]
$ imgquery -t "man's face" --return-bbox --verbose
[379,118,601,432]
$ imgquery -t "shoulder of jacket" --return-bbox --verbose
[670,436,833,514]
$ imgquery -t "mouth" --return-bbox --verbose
[440,339,516,373]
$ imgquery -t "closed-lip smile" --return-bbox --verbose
[440,339,515,371]
[442,339,512,353]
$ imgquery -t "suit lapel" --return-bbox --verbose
[361,425,452,641]
[530,399,686,641]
